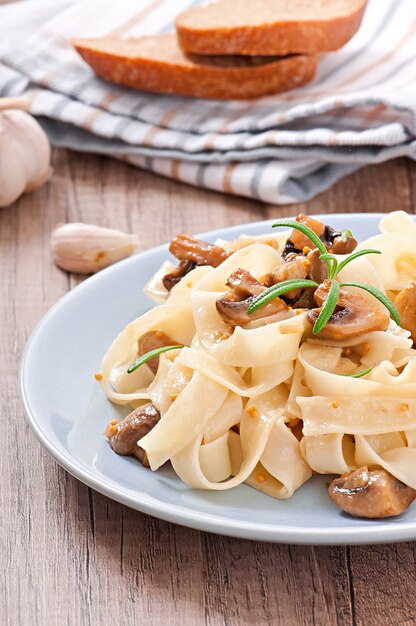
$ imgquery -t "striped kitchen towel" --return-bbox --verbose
[1,0,415,204]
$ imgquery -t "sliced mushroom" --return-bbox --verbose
[307,280,390,340]
[394,281,416,342]
[262,255,310,300]
[268,248,328,304]
[162,259,195,291]
[328,466,416,518]
[282,213,357,258]
[169,234,230,267]
[227,267,268,298]
[307,248,328,284]
[331,234,358,255]
[104,403,160,467]
[282,214,325,257]
[283,249,329,309]
[290,287,316,310]
[216,268,287,327]
[138,330,177,374]
[321,224,357,255]
[162,234,230,291]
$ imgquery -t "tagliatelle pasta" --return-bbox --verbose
[99,212,416,516]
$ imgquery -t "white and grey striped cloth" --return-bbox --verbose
[1,0,416,204]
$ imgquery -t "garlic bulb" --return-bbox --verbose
[51,222,139,274]
[0,97,51,208]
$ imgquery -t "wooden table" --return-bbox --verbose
[2,151,416,626]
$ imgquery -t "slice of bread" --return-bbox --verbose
[73,35,318,100]
[176,0,368,56]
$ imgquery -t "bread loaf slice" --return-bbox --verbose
[176,0,367,56]
[73,35,318,100]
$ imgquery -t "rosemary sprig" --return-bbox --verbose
[340,282,401,326]
[249,220,401,334]
[344,367,373,379]
[336,249,381,276]
[314,248,381,280]
[313,279,340,335]
[127,345,183,374]
[319,253,338,278]
[247,279,319,314]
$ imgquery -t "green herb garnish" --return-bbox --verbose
[313,279,340,335]
[341,282,401,326]
[344,367,373,378]
[127,345,183,374]
[248,220,401,335]
[272,219,330,273]
[340,229,353,242]
[247,279,319,314]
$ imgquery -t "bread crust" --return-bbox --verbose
[73,35,318,100]
[176,0,368,56]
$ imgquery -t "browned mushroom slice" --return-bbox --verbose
[331,234,358,255]
[162,234,230,291]
[321,224,357,254]
[170,234,229,266]
[262,256,310,300]
[282,214,326,257]
[307,281,390,340]
[138,330,177,374]
[162,259,196,291]
[307,248,328,284]
[395,282,416,343]
[282,213,357,258]
[104,403,160,467]
[216,268,287,327]
[290,288,316,310]
[328,466,416,518]
[226,267,266,298]
[263,249,327,306]
[286,249,328,309]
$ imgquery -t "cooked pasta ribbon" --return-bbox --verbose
[99,212,416,505]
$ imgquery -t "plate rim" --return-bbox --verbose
[19,212,416,545]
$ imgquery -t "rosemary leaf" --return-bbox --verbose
[319,253,338,262]
[247,279,319,314]
[336,249,381,276]
[319,253,338,279]
[313,280,340,335]
[127,345,183,374]
[341,281,401,326]
[344,367,373,379]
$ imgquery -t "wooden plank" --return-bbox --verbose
[406,158,416,212]
[1,148,72,625]
[2,150,415,626]
[202,537,353,626]
[348,542,416,626]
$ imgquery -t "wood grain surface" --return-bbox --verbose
[2,151,416,626]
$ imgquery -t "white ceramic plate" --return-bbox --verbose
[20,213,416,545]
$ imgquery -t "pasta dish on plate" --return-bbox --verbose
[97,211,416,519]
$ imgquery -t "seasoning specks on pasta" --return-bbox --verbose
[98,211,416,520]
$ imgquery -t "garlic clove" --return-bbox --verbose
[0,105,51,208]
[51,223,139,274]
[10,110,51,191]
